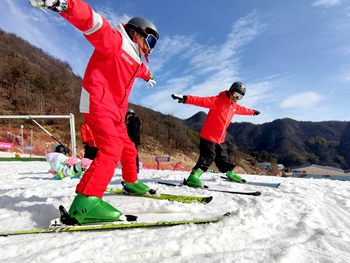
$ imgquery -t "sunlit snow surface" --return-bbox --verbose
[0,152,349,263]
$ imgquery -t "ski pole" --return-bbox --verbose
[32,119,70,151]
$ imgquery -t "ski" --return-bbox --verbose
[105,188,213,204]
[0,209,230,237]
[157,180,261,196]
[220,176,280,188]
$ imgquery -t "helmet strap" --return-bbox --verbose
[141,38,150,63]
[132,33,150,63]
[144,52,149,63]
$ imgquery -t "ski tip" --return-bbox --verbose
[220,176,246,184]
[157,181,180,187]
[148,189,157,195]
[253,191,262,196]
[125,215,138,222]
[223,211,231,217]
[203,196,214,204]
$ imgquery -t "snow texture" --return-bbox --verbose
[0,152,349,263]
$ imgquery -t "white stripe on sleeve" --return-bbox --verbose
[83,11,103,35]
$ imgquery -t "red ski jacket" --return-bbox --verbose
[185,91,255,144]
[60,0,151,123]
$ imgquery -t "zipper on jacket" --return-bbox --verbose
[219,104,233,142]
[117,63,141,123]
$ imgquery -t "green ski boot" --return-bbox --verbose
[123,181,150,195]
[226,170,243,183]
[68,193,122,224]
[185,169,204,188]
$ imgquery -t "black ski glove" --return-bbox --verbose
[171,94,187,103]
[253,110,260,116]
[83,142,88,148]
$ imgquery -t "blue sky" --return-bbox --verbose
[0,0,349,124]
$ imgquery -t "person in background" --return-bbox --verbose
[171,82,260,188]
[80,120,98,160]
[46,145,92,180]
[29,0,159,224]
[126,109,141,173]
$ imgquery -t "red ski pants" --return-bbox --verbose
[76,114,138,198]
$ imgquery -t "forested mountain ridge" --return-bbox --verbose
[0,29,82,117]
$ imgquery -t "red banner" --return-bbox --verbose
[0,142,14,149]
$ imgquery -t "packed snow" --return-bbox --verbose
[0,152,349,263]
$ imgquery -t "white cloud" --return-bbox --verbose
[96,7,131,27]
[189,10,265,76]
[243,81,277,106]
[335,70,350,82]
[136,10,267,120]
[264,74,282,80]
[312,0,341,7]
[150,35,197,74]
[279,92,323,109]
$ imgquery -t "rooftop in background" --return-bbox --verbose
[292,164,348,176]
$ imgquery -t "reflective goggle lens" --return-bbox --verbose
[145,34,157,49]
[232,91,243,100]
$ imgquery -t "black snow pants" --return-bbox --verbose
[193,137,235,173]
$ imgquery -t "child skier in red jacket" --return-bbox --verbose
[172,82,260,187]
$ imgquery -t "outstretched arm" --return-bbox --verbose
[171,94,187,103]
[236,105,260,116]
[30,0,121,57]
[171,94,219,109]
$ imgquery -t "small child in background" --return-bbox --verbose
[46,145,92,180]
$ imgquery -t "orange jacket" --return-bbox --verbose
[80,122,96,147]
[185,91,255,144]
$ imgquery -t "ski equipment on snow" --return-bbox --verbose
[106,188,213,204]
[157,180,261,196]
[0,206,230,236]
[220,176,280,188]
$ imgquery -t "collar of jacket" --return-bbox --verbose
[114,23,141,57]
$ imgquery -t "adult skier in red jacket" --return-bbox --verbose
[172,82,260,187]
[30,0,159,224]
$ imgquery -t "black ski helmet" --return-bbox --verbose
[55,144,69,155]
[126,108,135,119]
[229,82,246,96]
[125,17,159,41]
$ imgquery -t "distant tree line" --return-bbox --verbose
[0,29,82,118]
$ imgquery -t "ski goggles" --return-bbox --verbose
[145,34,157,50]
[231,91,244,100]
